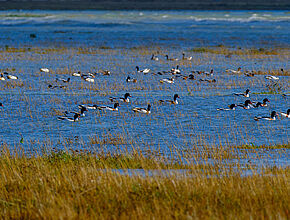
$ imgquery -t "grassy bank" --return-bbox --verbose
[0,148,289,219]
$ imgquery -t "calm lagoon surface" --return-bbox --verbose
[0,10,289,167]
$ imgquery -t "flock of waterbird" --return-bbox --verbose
[0,53,289,122]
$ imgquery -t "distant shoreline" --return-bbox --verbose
[0,1,289,10]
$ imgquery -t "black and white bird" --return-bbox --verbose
[171,65,181,74]
[217,104,237,111]
[160,77,174,84]
[280,109,290,118]
[56,77,70,83]
[109,93,132,103]
[4,72,18,79]
[182,53,192,61]
[97,103,119,111]
[165,55,178,61]
[126,76,137,83]
[238,100,253,109]
[136,66,150,74]
[234,89,250,98]
[254,111,278,121]
[159,94,180,105]
[133,104,151,114]
[151,54,159,61]
[58,113,80,122]
[40,68,50,73]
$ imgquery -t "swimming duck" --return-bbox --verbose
[58,113,80,122]
[48,84,66,89]
[200,78,216,83]
[48,84,57,89]
[151,54,159,61]
[280,109,290,118]
[133,104,151,114]
[265,75,279,80]
[0,74,6,81]
[217,104,237,111]
[72,71,82,77]
[171,65,181,74]
[4,72,18,79]
[254,102,263,108]
[182,53,192,61]
[244,72,255,77]
[226,67,241,74]
[238,100,253,109]
[0,103,3,107]
[102,70,111,76]
[109,93,131,103]
[136,66,150,74]
[254,111,278,121]
[78,104,98,110]
[81,75,94,82]
[40,68,50,73]
[56,77,70,83]
[205,69,214,76]
[126,76,137,83]
[97,103,119,111]
[159,94,180,105]
[234,89,250,97]
[65,106,87,117]
[165,55,178,61]
[160,77,174,84]
[261,98,270,107]
[187,74,195,80]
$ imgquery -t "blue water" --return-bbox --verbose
[0,10,289,166]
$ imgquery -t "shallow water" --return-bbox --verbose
[0,10,289,166]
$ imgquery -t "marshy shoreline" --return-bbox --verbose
[0,147,289,219]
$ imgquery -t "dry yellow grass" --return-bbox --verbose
[0,148,288,219]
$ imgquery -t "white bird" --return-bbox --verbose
[40,68,50,73]
[81,75,94,82]
[160,78,174,84]
[0,74,6,81]
[4,72,18,79]
[72,71,81,77]
[226,67,242,74]
[265,75,279,80]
